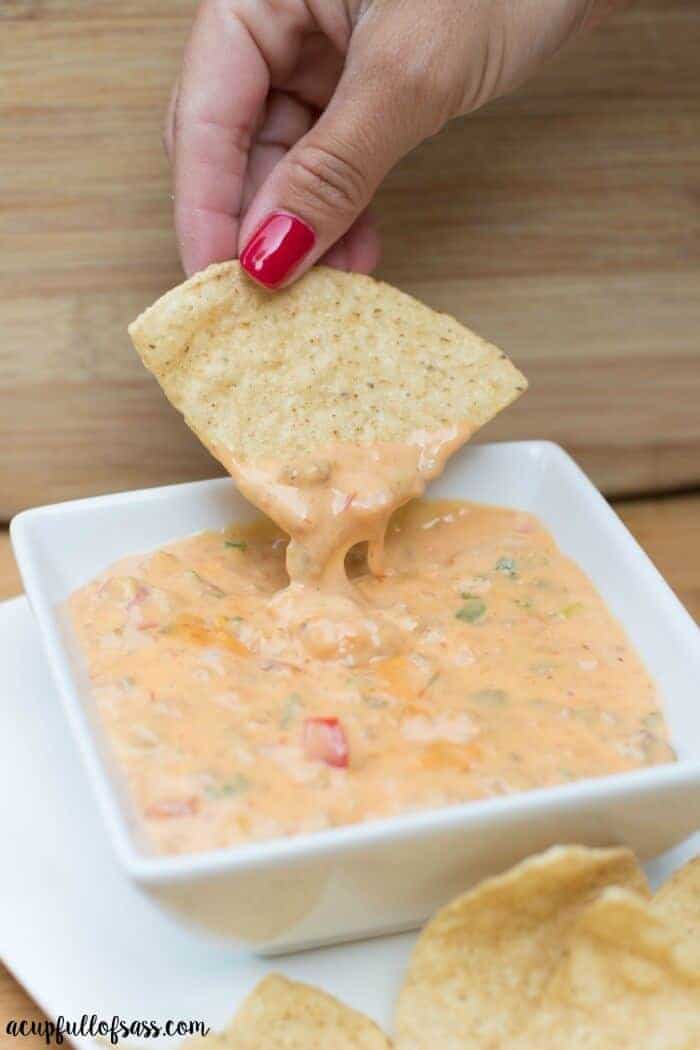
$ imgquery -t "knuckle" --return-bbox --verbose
[287,141,369,217]
[361,46,455,141]
[399,54,435,99]
[401,54,463,132]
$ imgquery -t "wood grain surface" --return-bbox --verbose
[1,0,699,518]
[1,491,699,1040]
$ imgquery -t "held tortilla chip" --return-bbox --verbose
[183,974,391,1049]
[511,887,700,1049]
[128,262,526,467]
[394,845,648,1050]
[653,856,700,939]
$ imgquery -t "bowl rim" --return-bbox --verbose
[11,440,700,886]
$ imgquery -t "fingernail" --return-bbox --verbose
[240,211,315,289]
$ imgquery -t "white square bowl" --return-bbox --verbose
[10,441,700,954]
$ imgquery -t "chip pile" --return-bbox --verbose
[396,846,700,1049]
[184,846,700,1049]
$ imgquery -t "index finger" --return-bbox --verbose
[173,1,269,276]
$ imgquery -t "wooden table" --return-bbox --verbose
[1,495,698,1036]
[2,0,700,516]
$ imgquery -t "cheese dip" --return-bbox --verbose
[68,499,673,856]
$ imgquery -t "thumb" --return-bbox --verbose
[238,39,441,289]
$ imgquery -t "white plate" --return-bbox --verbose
[10,441,700,952]
[1,595,697,1048]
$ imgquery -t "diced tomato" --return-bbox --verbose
[145,796,201,820]
[302,717,349,768]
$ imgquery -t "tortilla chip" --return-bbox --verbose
[653,857,700,939]
[394,845,648,1050]
[129,262,526,466]
[182,974,391,1049]
[512,887,700,1048]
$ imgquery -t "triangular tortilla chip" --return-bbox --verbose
[653,856,700,941]
[182,974,391,1049]
[394,846,648,1050]
[512,887,700,1049]
[129,262,526,467]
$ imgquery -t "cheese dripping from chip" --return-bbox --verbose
[129,262,526,630]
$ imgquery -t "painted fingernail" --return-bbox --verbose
[240,211,315,289]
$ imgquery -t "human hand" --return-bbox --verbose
[167,0,623,289]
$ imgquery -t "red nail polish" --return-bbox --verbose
[240,212,315,289]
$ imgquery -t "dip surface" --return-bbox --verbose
[68,500,674,855]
